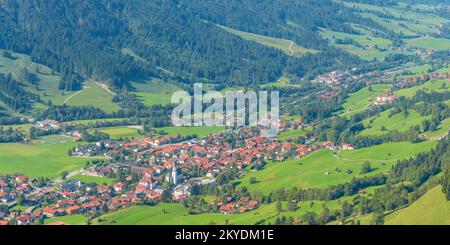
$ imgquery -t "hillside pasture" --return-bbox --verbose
[156,126,226,138]
[130,78,181,106]
[236,141,436,194]
[385,185,450,225]
[340,84,392,117]
[407,37,450,51]
[62,83,120,113]
[95,126,141,139]
[94,199,345,225]
[218,25,317,56]
[0,141,87,178]
[68,174,115,185]
[359,109,429,136]
[394,79,450,98]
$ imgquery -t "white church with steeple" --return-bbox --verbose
[166,162,184,185]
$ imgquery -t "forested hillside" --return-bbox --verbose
[0,0,381,89]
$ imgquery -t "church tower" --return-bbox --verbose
[171,162,178,185]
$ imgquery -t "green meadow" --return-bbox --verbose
[424,118,450,140]
[218,24,317,56]
[436,64,450,73]
[321,30,391,48]
[68,174,115,185]
[96,126,141,139]
[0,49,62,112]
[62,83,120,113]
[95,125,226,139]
[130,78,181,106]
[360,109,429,136]
[44,215,89,225]
[156,126,226,138]
[236,141,436,194]
[340,84,392,117]
[384,185,450,225]
[277,126,313,141]
[394,79,450,98]
[340,1,447,35]
[94,199,345,225]
[390,64,432,77]
[261,76,301,89]
[0,141,87,178]
[71,118,130,125]
[407,37,450,51]
[351,185,450,225]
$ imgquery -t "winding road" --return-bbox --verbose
[288,41,295,56]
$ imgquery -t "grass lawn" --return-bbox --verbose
[218,24,317,56]
[10,205,31,212]
[424,118,450,140]
[0,49,64,110]
[130,78,181,106]
[93,199,346,225]
[321,30,391,48]
[436,64,450,73]
[394,79,450,98]
[63,83,120,113]
[0,141,88,178]
[71,118,130,125]
[320,29,396,60]
[277,126,313,141]
[384,185,450,225]
[96,126,140,139]
[156,126,226,138]
[0,123,32,135]
[391,64,432,77]
[359,109,429,136]
[44,215,89,225]
[341,1,448,30]
[340,84,392,117]
[407,37,450,51]
[68,174,114,185]
[236,141,436,194]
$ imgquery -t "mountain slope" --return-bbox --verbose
[0,0,376,89]
[385,185,450,225]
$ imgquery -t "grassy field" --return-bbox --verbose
[385,185,450,225]
[320,29,396,60]
[359,109,429,136]
[96,126,141,139]
[277,126,313,141]
[0,49,62,112]
[261,76,301,89]
[62,83,120,113]
[71,118,130,125]
[407,37,450,51]
[236,141,436,194]
[351,185,450,225]
[44,215,89,225]
[96,125,226,139]
[0,141,87,178]
[321,30,391,48]
[394,79,450,98]
[130,78,181,106]
[340,84,392,117]
[94,198,348,225]
[156,126,226,137]
[390,64,432,77]
[218,25,317,56]
[68,174,115,185]
[436,64,450,73]
[424,118,450,140]
[0,49,123,114]
[340,1,448,35]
